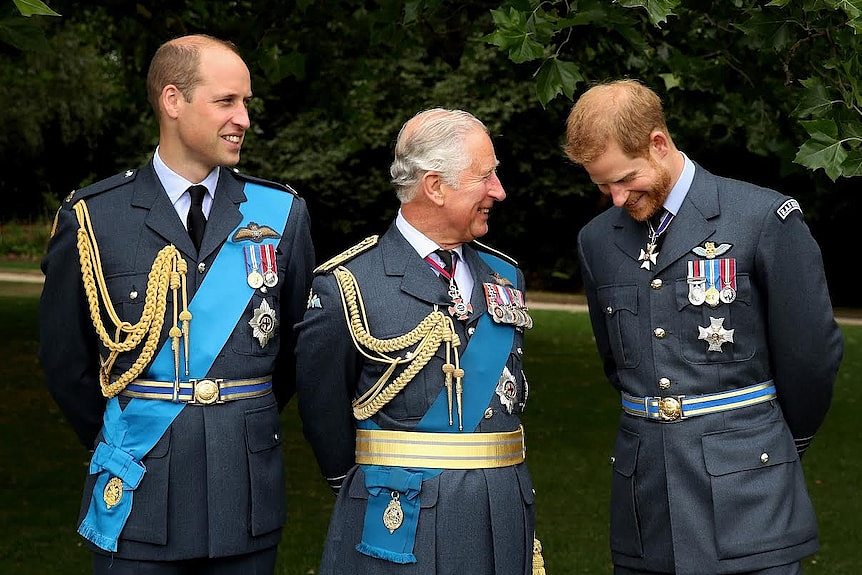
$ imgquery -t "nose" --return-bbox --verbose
[234,104,251,129]
[488,173,506,201]
[607,184,629,207]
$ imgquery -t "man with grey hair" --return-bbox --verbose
[295,108,543,574]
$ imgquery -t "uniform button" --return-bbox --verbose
[658,377,671,390]
[197,262,206,273]
[609,456,615,465]
[516,347,523,355]
[650,278,663,289]
[467,327,476,336]
[129,290,138,300]
[483,408,493,419]
[653,327,666,339]
[760,452,769,464]
[606,306,613,315]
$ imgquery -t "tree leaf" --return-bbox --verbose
[12,0,60,17]
[617,0,680,27]
[800,119,840,140]
[659,72,682,90]
[841,149,862,176]
[794,137,848,181]
[793,77,835,118]
[536,58,583,106]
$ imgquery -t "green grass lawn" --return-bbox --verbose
[1,285,858,574]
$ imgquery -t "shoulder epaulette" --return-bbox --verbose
[775,197,802,222]
[230,168,299,196]
[314,235,379,274]
[63,169,138,208]
[471,240,518,266]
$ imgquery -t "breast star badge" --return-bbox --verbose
[697,316,734,352]
[249,299,278,347]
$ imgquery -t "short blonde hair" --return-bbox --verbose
[564,79,668,165]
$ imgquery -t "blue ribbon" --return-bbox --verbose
[356,251,517,563]
[78,184,293,551]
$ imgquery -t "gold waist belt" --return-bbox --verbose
[355,426,525,469]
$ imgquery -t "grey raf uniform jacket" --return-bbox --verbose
[39,162,314,560]
[577,163,843,574]
[295,224,535,575]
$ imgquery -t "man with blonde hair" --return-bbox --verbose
[567,78,842,574]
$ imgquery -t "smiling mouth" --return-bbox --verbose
[479,207,491,215]
[223,135,241,144]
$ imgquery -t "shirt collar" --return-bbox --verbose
[153,147,220,205]
[662,151,695,216]
[395,210,465,261]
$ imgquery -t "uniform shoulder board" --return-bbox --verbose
[230,168,299,196]
[65,169,138,207]
[775,198,802,221]
[314,235,380,274]
[470,240,518,266]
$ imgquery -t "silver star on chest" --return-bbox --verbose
[698,316,734,352]
[249,298,279,347]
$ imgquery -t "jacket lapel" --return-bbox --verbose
[133,163,197,259]
[652,164,719,275]
[198,170,244,262]
[380,225,450,307]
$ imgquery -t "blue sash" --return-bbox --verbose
[356,252,517,563]
[78,184,293,551]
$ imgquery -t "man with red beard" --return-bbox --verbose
[567,79,842,575]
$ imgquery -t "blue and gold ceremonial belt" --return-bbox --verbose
[119,375,271,404]
[356,426,525,469]
[621,381,776,422]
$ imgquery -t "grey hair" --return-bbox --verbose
[390,108,490,203]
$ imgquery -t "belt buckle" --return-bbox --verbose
[657,396,684,421]
[191,378,222,404]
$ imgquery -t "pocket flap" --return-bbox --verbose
[702,421,797,476]
[244,404,282,453]
[613,428,640,477]
[515,464,535,504]
[597,284,638,316]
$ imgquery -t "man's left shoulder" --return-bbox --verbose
[470,240,519,267]
[228,168,300,196]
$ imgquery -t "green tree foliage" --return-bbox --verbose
[3,0,857,304]
[486,0,862,181]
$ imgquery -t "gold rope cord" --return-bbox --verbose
[331,266,462,421]
[73,200,190,398]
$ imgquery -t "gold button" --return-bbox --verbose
[129,290,138,300]
[761,452,769,464]
[484,408,493,419]
[606,306,613,314]
[467,327,476,336]
[654,327,666,339]
[516,347,523,355]
[609,456,615,465]
[198,262,206,273]
[658,377,671,389]
[650,278,663,289]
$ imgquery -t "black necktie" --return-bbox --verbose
[186,185,207,252]
[434,249,454,286]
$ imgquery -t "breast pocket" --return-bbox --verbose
[674,273,755,364]
[597,284,641,368]
[104,272,151,326]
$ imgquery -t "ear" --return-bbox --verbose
[420,172,446,207]
[161,85,183,120]
[648,130,672,159]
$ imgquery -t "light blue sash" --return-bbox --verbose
[78,183,293,551]
[356,252,517,563]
